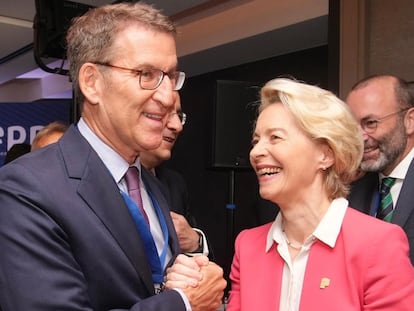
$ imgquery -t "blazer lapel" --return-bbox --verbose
[141,167,181,259]
[60,126,154,294]
[300,241,341,310]
[348,172,379,216]
[241,228,282,310]
[260,244,283,309]
[393,158,414,227]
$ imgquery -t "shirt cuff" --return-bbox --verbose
[185,228,209,256]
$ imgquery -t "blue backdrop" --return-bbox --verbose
[0,99,72,166]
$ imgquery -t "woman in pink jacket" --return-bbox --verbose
[226,78,414,311]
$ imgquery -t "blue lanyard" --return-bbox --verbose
[148,190,169,271]
[121,191,169,284]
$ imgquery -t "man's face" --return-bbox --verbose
[82,24,179,163]
[346,78,407,175]
[140,93,184,168]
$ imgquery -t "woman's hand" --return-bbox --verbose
[165,254,209,289]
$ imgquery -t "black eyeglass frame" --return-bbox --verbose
[170,111,187,125]
[360,107,411,133]
[93,61,185,91]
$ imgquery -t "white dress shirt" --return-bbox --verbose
[266,198,348,311]
[380,146,414,209]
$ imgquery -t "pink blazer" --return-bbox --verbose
[227,208,414,311]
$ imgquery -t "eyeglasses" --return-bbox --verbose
[93,62,185,91]
[170,111,187,125]
[360,108,410,133]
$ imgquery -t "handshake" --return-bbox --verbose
[165,254,227,311]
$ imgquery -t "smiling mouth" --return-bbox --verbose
[363,144,380,158]
[163,136,175,143]
[144,112,163,121]
[257,167,281,176]
[364,145,378,153]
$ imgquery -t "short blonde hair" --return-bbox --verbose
[259,78,363,198]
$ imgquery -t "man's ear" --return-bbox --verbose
[79,62,102,105]
[404,107,414,135]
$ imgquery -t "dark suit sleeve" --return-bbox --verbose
[0,163,94,310]
[0,159,186,310]
[155,166,215,259]
[347,172,379,215]
[156,166,196,226]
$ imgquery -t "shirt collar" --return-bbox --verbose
[77,117,140,183]
[381,146,414,180]
[265,197,348,252]
[266,213,284,252]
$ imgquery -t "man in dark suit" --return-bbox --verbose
[0,3,226,310]
[140,93,210,257]
[346,75,414,264]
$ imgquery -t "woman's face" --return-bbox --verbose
[250,103,327,204]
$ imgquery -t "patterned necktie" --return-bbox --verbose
[124,166,150,226]
[377,177,396,222]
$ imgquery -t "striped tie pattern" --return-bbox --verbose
[376,177,396,222]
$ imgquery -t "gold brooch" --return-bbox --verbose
[320,277,330,289]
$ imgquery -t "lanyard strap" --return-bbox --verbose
[121,191,169,284]
[148,190,169,270]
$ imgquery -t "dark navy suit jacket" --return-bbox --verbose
[348,158,414,265]
[155,165,196,226]
[0,125,185,311]
[155,165,214,258]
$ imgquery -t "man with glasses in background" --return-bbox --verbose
[346,75,414,265]
[0,2,226,311]
[140,92,210,257]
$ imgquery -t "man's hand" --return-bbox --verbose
[165,254,226,311]
[165,254,208,289]
[183,261,226,311]
[170,211,200,252]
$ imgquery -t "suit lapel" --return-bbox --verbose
[242,227,282,310]
[260,244,283,309]
[393,158,414,226]
[300,239,353,310]
[60,126,154,294]
[348,172,379,216]
[350,165,414,227]
[141,167,181,259]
